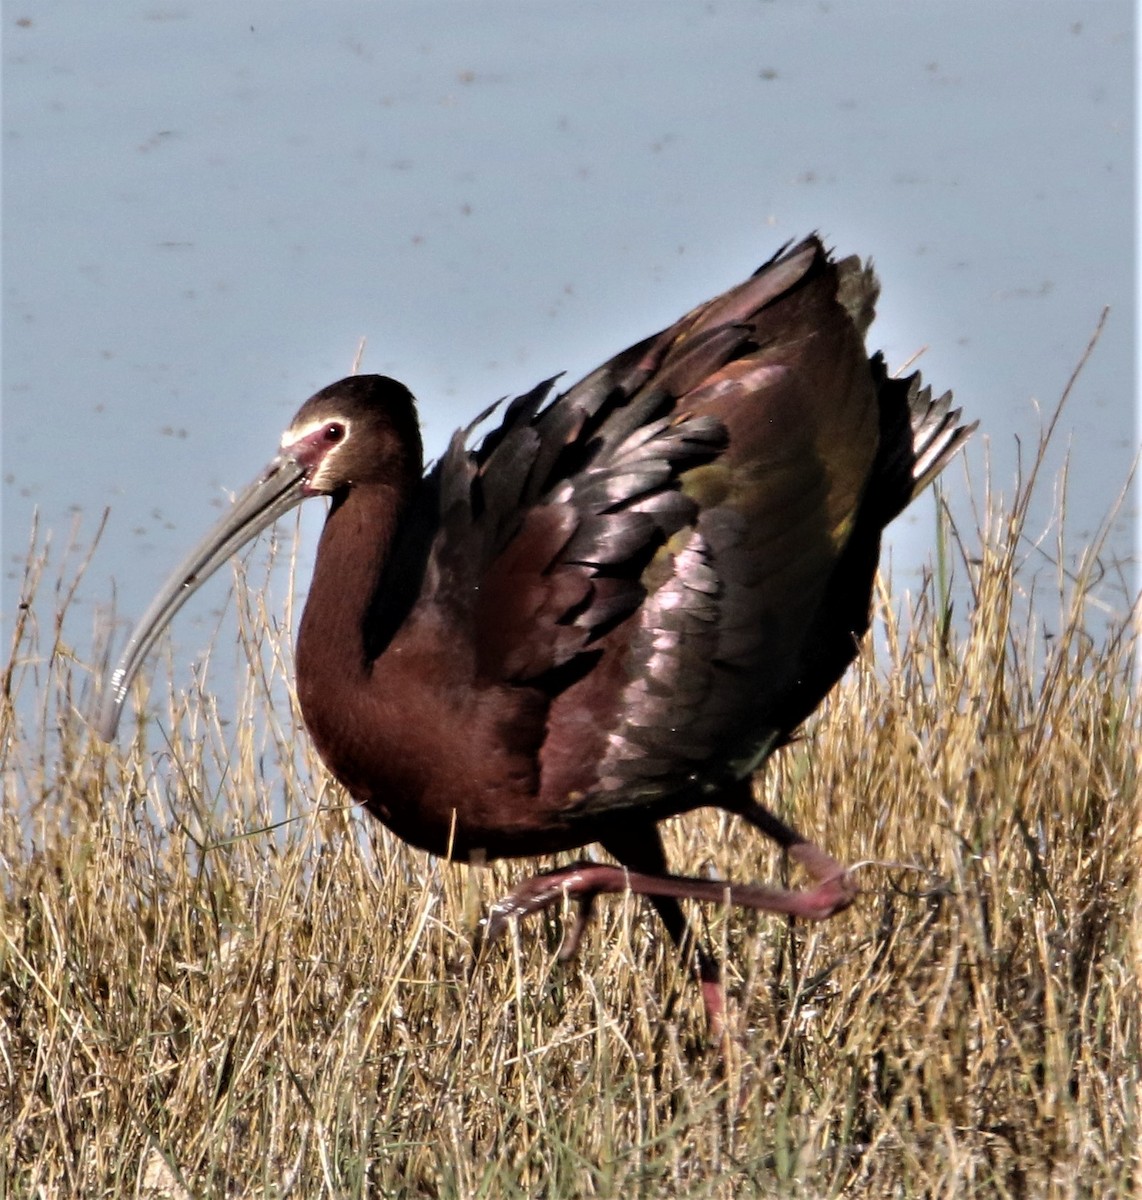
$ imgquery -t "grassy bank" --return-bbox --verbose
[1,445,1137,1197]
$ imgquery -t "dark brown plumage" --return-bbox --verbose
[97,236,973,1025]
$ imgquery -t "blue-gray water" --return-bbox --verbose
[4,3,1136,728]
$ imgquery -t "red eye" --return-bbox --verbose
[324,423,345,443]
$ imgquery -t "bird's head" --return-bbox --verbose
[281,375,423,497]
[94,374,423,741]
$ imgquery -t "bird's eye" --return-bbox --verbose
[324,423,345,443]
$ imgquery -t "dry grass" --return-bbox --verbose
[1,435,1138,1197]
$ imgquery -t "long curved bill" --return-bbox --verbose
[94,453,310,742]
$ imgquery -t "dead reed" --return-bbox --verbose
[1,431,1137,1197]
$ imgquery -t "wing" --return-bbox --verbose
[417,236,970,815]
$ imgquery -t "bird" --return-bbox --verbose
[96,235,973,1027]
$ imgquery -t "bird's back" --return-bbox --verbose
[362,236,970,855]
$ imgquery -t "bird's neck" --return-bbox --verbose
[296,484,405,700]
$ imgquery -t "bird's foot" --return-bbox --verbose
[479,862,616,954]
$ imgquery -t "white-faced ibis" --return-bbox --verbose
[97,236,972,1026]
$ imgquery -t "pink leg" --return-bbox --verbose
[604,830,727,1036]
[479,799,854,1036]
[482,849,854,947]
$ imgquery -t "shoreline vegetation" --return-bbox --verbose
[2,378,1137,1196]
